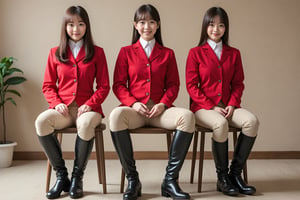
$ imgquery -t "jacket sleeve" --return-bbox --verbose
[42,48,63,108]
[84,47,110,110]
[113,47,138,106]
[159,50,179,108]
[186,48,215,109]
[227,50,244,107]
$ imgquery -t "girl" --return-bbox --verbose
[186,7,259,196]
[110,4,195,200]
[35,6,110,199]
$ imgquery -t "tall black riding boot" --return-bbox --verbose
[212,138,239,196]
[38,134,71,199]
[69,136,94,199]
[111,130,141,200]
[229,133,257,195]
[161,130,193,200]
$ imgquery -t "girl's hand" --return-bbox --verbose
[148,103,166,118]
[225,105,234,118]
[212,106,227,117]
[55,103,69,116]
[132,102,150,117]
[78,104,92,117]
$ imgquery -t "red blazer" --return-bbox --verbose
[186,42,244,112]
[113,41,179,108]
[42,46,110,117]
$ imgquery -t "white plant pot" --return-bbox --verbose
[0,141,17,168]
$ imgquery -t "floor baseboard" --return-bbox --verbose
[13,151,300,160]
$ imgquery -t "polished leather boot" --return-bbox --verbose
[38,134,71,199]
[229,133,257,195]
[111,130,141,200]
[212,138,239,196]
[161,130,193,200]
[69,136,94,199]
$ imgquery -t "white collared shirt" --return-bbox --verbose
[207,39,222,60]
[139,37,155,58]
[69,39,83,59]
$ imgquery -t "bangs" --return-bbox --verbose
[134,4,160,22]
[135,12,153,21]
[64,14,82,23]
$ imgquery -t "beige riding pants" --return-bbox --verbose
[195,106,259,142]
[109,106,195,133]
[35,102,102,141]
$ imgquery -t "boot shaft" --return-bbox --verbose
[212,138,229,176]
[230,133,256,175]
[72,136,94,177]
[111,130,138,179]
[38,134,66,173]
[165,130,193,181]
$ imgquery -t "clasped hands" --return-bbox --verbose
[132,102,166,118]
[55,103,92,117]
[212,105,234,118]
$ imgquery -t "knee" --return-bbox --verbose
[213,118,228,132]
[176,110,195,133]
[35,114,50,136]
[243,115,259,135]
[109,107,125,127]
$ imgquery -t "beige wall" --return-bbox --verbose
[0,0,299,152]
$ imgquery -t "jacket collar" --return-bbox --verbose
[67,46,86,63]
[202,42,231,63]
[132,40,163,62]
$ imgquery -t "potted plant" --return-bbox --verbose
[0,57,26,167]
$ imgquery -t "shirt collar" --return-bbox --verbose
[207,39,222,50]
[139,37,155,50]
[68,39,83,50]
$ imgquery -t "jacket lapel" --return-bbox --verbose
[75,46,86,63]
[149,42,162,62]
[133,41,149,62]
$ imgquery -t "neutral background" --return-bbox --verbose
[0,0,299,153]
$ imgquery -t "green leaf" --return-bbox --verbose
[6,89,21,97]
[4,77,26,86]
[5,97,17,106]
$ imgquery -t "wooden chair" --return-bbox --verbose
[46,123,107,194]
[119,126,174,193]
[190,125,248,192]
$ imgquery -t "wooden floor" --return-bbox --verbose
[0,159,299,200]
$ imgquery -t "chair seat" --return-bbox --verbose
[46,123,107,194]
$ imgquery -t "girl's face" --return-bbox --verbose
[207,15,225,43]
[134,18,159,41]
[66,15,86,42]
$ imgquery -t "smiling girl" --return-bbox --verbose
[186,7,259,196]
[35,6,110,199]
[110,4,195,200]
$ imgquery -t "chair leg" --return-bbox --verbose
[190,131,198,183]
[46,160,52,192]
[197,131,205,192]
[120,169,125,193]
[166,132,172,153]
[95,129,107,194]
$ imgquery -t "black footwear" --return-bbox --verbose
[212,138,239,196]
[229,133,256,195]
[111,130,141,200]
[38,134,70,199]
[161,130,193,200]
[69,136,94,199]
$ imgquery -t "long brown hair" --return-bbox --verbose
[132,4,163,46]
[198,7,229,46]
[55,6,94,63]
